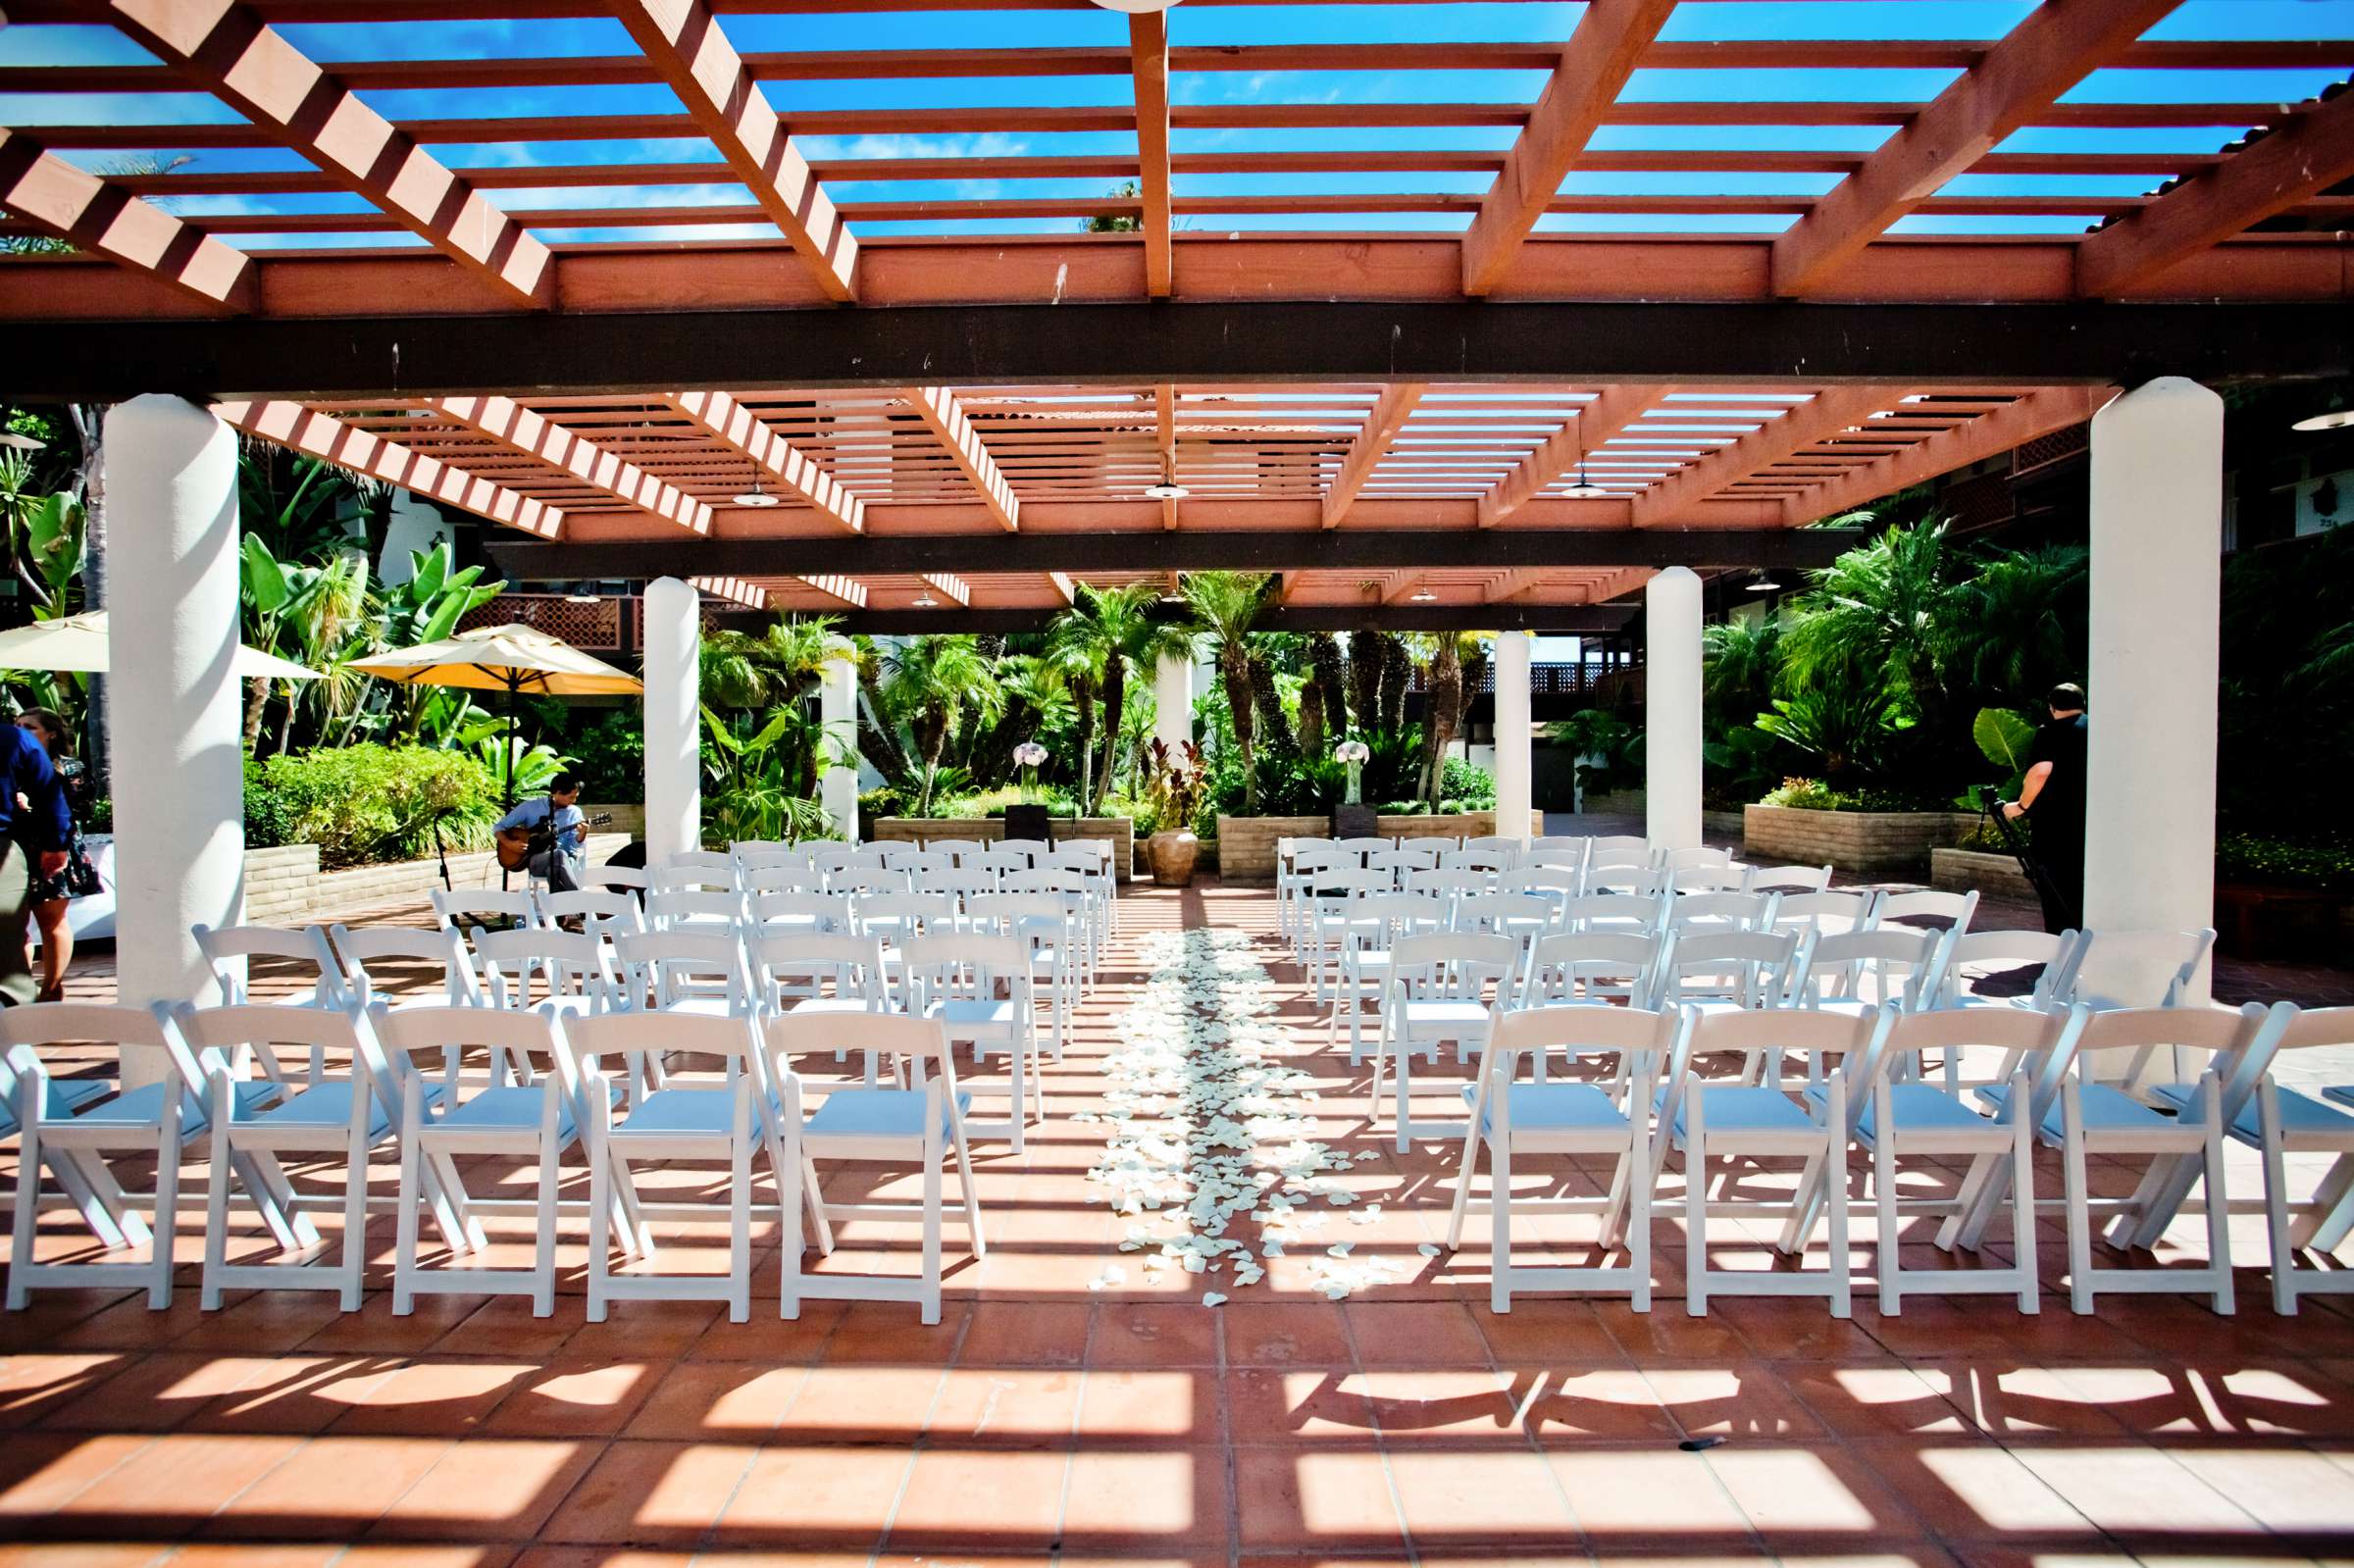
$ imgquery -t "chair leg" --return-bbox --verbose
[1825,1074,1850,1321]
[2261,1082,2297,1317]
[7,1113,39,1310]
[1628,1117,1652,1315]
[1683,1079,1708,1318]
[201,1077,234,1312]
[586,1116,613,1324]
[2198,1073,2234,1317]
[1874,1128,1901,1318]
[1444,1104,1482,1250]
[393,1087,426,1316]
[921,1101,945,1327]
[532,1136,562,1318]
[779,1080,804,1319]
[339,1123,371,1313]
[1393,1037,1414,1155]
[2063,1082,2093,1316]
[729,1097,754,1325]
[2008,1070,2040,1315]
[1488,1132,1512,1314]
[149,1098,182,1311]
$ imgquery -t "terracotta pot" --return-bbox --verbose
[1148,830,1200,887]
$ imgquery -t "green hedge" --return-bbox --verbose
[246,744,504,869]
[2217,833,2354,893]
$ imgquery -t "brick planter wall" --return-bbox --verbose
[1743,804,1979,875]
[240,833,631,925]
[1213,810,1545,882]
[1931,846,2036,904]
[585,802,646,838]
[242,844,321,927]
[872,817,1137,880]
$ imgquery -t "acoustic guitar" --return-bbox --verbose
[495,810,613,873]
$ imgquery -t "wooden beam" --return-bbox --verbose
[610,0,857,302]
[691,575,768,609]
[1631,385,1911,527]
[715,602,1636,636]
[1781,385,2118,523]
[663,390,863,532]
[425,395,713,532]
[1047,572,1076,605]
[918,573,970,607]
[1478,385,1675,528]
[2078,88,2354,297]
[901,387,1020,531]
[1155,382,1178,530]
[1322,383,1426,528]
[1458,0,1679,296]
[217,399,562,536]
[1771,0,2179,297]
[105,0,554,309]
[1129,13,1173,299]
[1380,573,1428,606]
[785,573,868,611]
[0,131,256,313]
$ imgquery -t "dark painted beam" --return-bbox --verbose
[7,300,2346,401]
[490,527,1865,580]
[711,603,1636,635]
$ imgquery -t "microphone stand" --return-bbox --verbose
[432,810,453,893]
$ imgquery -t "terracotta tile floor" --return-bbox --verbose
[3,879,2354,1565]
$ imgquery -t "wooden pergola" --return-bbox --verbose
[3,0,2350,621]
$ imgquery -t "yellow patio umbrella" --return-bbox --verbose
[0,610,324,683]
[348,622,642,812]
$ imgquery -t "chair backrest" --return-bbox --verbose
[1770,889,1879,938]
[175,1002,404,1124]
[538,889,645,936]
[1440,846,1510,875]
[1523,837,1589,872]
[900,932,1033,1006]
[1287,843,1350,876]
[1313,868,1404,918]
[1870,1005,2073,1104]
[0,1001,196,1118]
[1388,932,1520,1004]
[809,843,868,875]
[1521,931,1664,1009]
[883,848,956,879]
[563,1009,767,1098]
[1404,867,1487,903]
[1667,863,1748,893]
[586,861,648,891]
[649,863,738,895]
[1587,835,1648,861]
[1678,1003,1875,1095]
[1499,867,1581,901]
[2065,927,2217,1011]
[729,839,801,861]
[923,837,986,865]
[1471,1003,1677,1115]
[612,929,752,1014]
[1745,863,1833,895]
[768,1010,959,1099]
[1558,891,1663,936]
[1335,835,1394,860]
[1874,888,1979,936]
[748,931,888,1010]
[1937,928,2081,1008]
[328,924,483,1007]
[748,890,851,935]
[1046,844,1103,874]
[833,870,913,897]
[742,864,823,895]
[1794,926,1944,1010]
[646,888,746,931]
[1581,859,1661,895]
[1657,928,1806,1009]
[853,892,958,937]
[1342,892,1445,954]
[1663,890,1776,935]
[472,926,622,1011]
[664,849,739,873]
[1461,835,1520,859]
[964,892,1075,949]
[2065,1001,2250,1109]
[373,1002,578,1107]
[192,923,346,1007]
[1660,845,1731,872]
[975,845,1032,876]
[430,889,543,933]
[1458,891,1559,939]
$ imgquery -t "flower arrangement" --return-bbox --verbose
[1012,740,1049,802]
[1144,737,1206,835]
[1334,738,1370,804]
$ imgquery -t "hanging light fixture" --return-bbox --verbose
[1409,587,1438,602]
[1745,574,1783,593]
[564,582,601,604]
[1561,426,1609,498]
[912,589,939,608]
[1088,0,1180,14]
[2292,407,2354,432]
[733,462,779,508]
[1145,480,1189,500]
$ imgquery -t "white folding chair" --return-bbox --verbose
[1660,845,1732,873]
[1523,836,1590,872]
[1335,835,1394,862]
[1368,932,1520,1152]
[924,837,986,867]
[1447,1004,1674,1311]
[539,888,646,937]
[2064,927,2217,1016]
[473,927,624,1020]
[646,888,747,931]
[1789,927,1948,1015]
[1769,889,1881,940]
[1745,863,1833,895]
[1438,846,1510,884]
[193,923,348,1083]
[1279,843,1349,946]
[1666,863,1749,893]
[587,861,649,892]
[2229,1008,2354,1313]
[1559,891,1664,938]
[903,933,1044,1153]
[614,929,754,1020]
[998,837,1051,865]
[1936,929,2083,1012]
[1662,890,1778,938]
[431,889,544,934]
[569,1010,787,1323]
[1518,931,1664,1013]
[1655,929,1807,1015]
[1655,1006,1875,1317]
[1330,892,1448,1064]
[1873,888,1979,941]
[772,1011,986,1325]
[1302,869,1395,1000]
[751,932,890,1020]
[1582,857,1660,896]
[966,892,1078,1060]
[650,862,738,895]
[378,1003,611,1318]
[748,890,851,936]
[330,924,484,1014]
[1460,834,1522,868]
[1585,835,1648,863]
[742,863,822,896]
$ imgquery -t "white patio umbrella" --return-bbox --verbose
[0,610,324,683]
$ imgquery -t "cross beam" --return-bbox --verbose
[487,526,1865,582]
[712,603,1638,636]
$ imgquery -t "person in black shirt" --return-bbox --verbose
[0,719,72,1007]
[2004,683,2087,933]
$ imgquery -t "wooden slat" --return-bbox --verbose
[902,388,1020,531]
[786,573,868,610]
[1779,385,2117,523]
[1770,0,2182,297]
[1155,382,1178,531]
[1631,385,1911,526]
[919,573,970,606]
[1478,385,1674,528]
[691,575,769,608]
[1130,13,1173,299]
[218,400,562,536]
[666,390,863,532]
[1321,384,1426,528]
[0,130,254,312]
[425,395,713,531]
[105,0,554,309]
[1459,0,1681,295]
[2078,88,2354,297]
[612,0,858,302]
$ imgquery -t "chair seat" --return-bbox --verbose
[241,1080,394,1139]
[436,1086,574,1138]
[804,1086,972,1140]
[70,1079,281,1133]
[786,997,881,1019]
[1399,1000,1490,1028]
[1669,1085,1818,1138]
[614,1087,746,1138]
[1464,1081,1627,1138]
[930,999,1019,1028]
[2325,1085,2354,1113]
[2153,1081,2354,1145]
[1804,1081,1988,1139]
[659,995,743,1020]
[2041,1082,2173,1140]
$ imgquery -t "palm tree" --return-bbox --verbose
[846,634,916,790]
[1943,542,2087,707]
[883,634,1002,816]
[1182,570,1273,808]
[1413,632,1467,805]
[1779,521,1955,718]
[1702,612,1784,727]
[1049,582,1197,812]
[701,616,840,712]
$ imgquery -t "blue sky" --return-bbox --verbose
[2,0,2348,248]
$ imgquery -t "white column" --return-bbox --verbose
[2084,378,2222,1003]
[108,396,241,1086]
[642,576,700,863]
[820,637,860,843]
[1492,631,1532,841]
[1645,565,1704,851]
[1153,652,1192,753]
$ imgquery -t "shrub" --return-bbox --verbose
[564,708,642,802]
[248,744,503,869]
[1439,756,1495,811]
[1760,777,1943,814]
[2216,834,2354,892]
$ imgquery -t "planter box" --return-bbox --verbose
[583,802,645,838]
[1744,804,1978,875]
[871,816,1136,880]
[1931,847,2036,905]
[1584,789,1646,817]
[1213,809,1544,882]
[2215,882,2349,962]
[239,834,631,926]
[1702,809,1745,839]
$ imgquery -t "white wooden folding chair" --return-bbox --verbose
[539,888,646,937]
[474,927,624,1020]
[2229,1008,2354,1313]
[567,1010,786,1323]
[1655,929,1807,1016]
[772,1011,986,1325]
[1769,889,1880,940]
[179,1003,451,1311]
[1936,929,2083,1012]
[1873,888,1979,942]
[193,923,348,1083]
[378,1003,613,1318]
[1788,927,1947,1015]
[3,1003,275,1310]
[965,892,1078,1060]
[431,888,544,934]
[1745,863,1833,895]
[1335,835,1395,862]
[1331,892,1449,1064]
[1524,836,1590,872]
[903,933,1044,1152]
[1438,846,1510,885]
[1582,856,1661,896]
[330,924,484,1017]
[649,862,738,896]
[1499,866,1581,912]
[1004,866,1099,988]
[742,863,821,896]
[646,888,747,932]
[1586,835,1648,862]
[1460,834,1522,867]
[1518,931,1665,1013]
[1666,863,1749,893]
[1279,843,1349,947]
[1046,842,1116,941]
[614,929,754,1019]
[1660,844,1731,872]
[747,890,850,936]
[1662,890,1778,938]
[587,861,649,892]
[924,837,986,867]
[998,836,1051,866]
[1303,869,1396,1001]
[2064,928,2218,1064]
[1559,890,1664,938]
[1447,1004,1676,1311]
[1655,1006,1875,1317]
[1368,932,1520,1152]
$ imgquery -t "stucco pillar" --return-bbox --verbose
[642,577,700,863]
[2084,378,2221,1005]
[1153,652,1192,754]
[1645,565,1704,851]
[820,637,860,843]
[108,396,241,1087]
[1492,631,1532,841]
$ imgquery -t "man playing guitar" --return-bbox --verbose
[494,771,590,891]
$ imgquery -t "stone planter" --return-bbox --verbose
[871,816,1136,880]
[1744,804,1978,876]
[1931,847,2036,905]
[1213,809,1545,882]
[1147,830,1201,887]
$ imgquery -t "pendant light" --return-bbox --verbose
[733,462,779,508]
